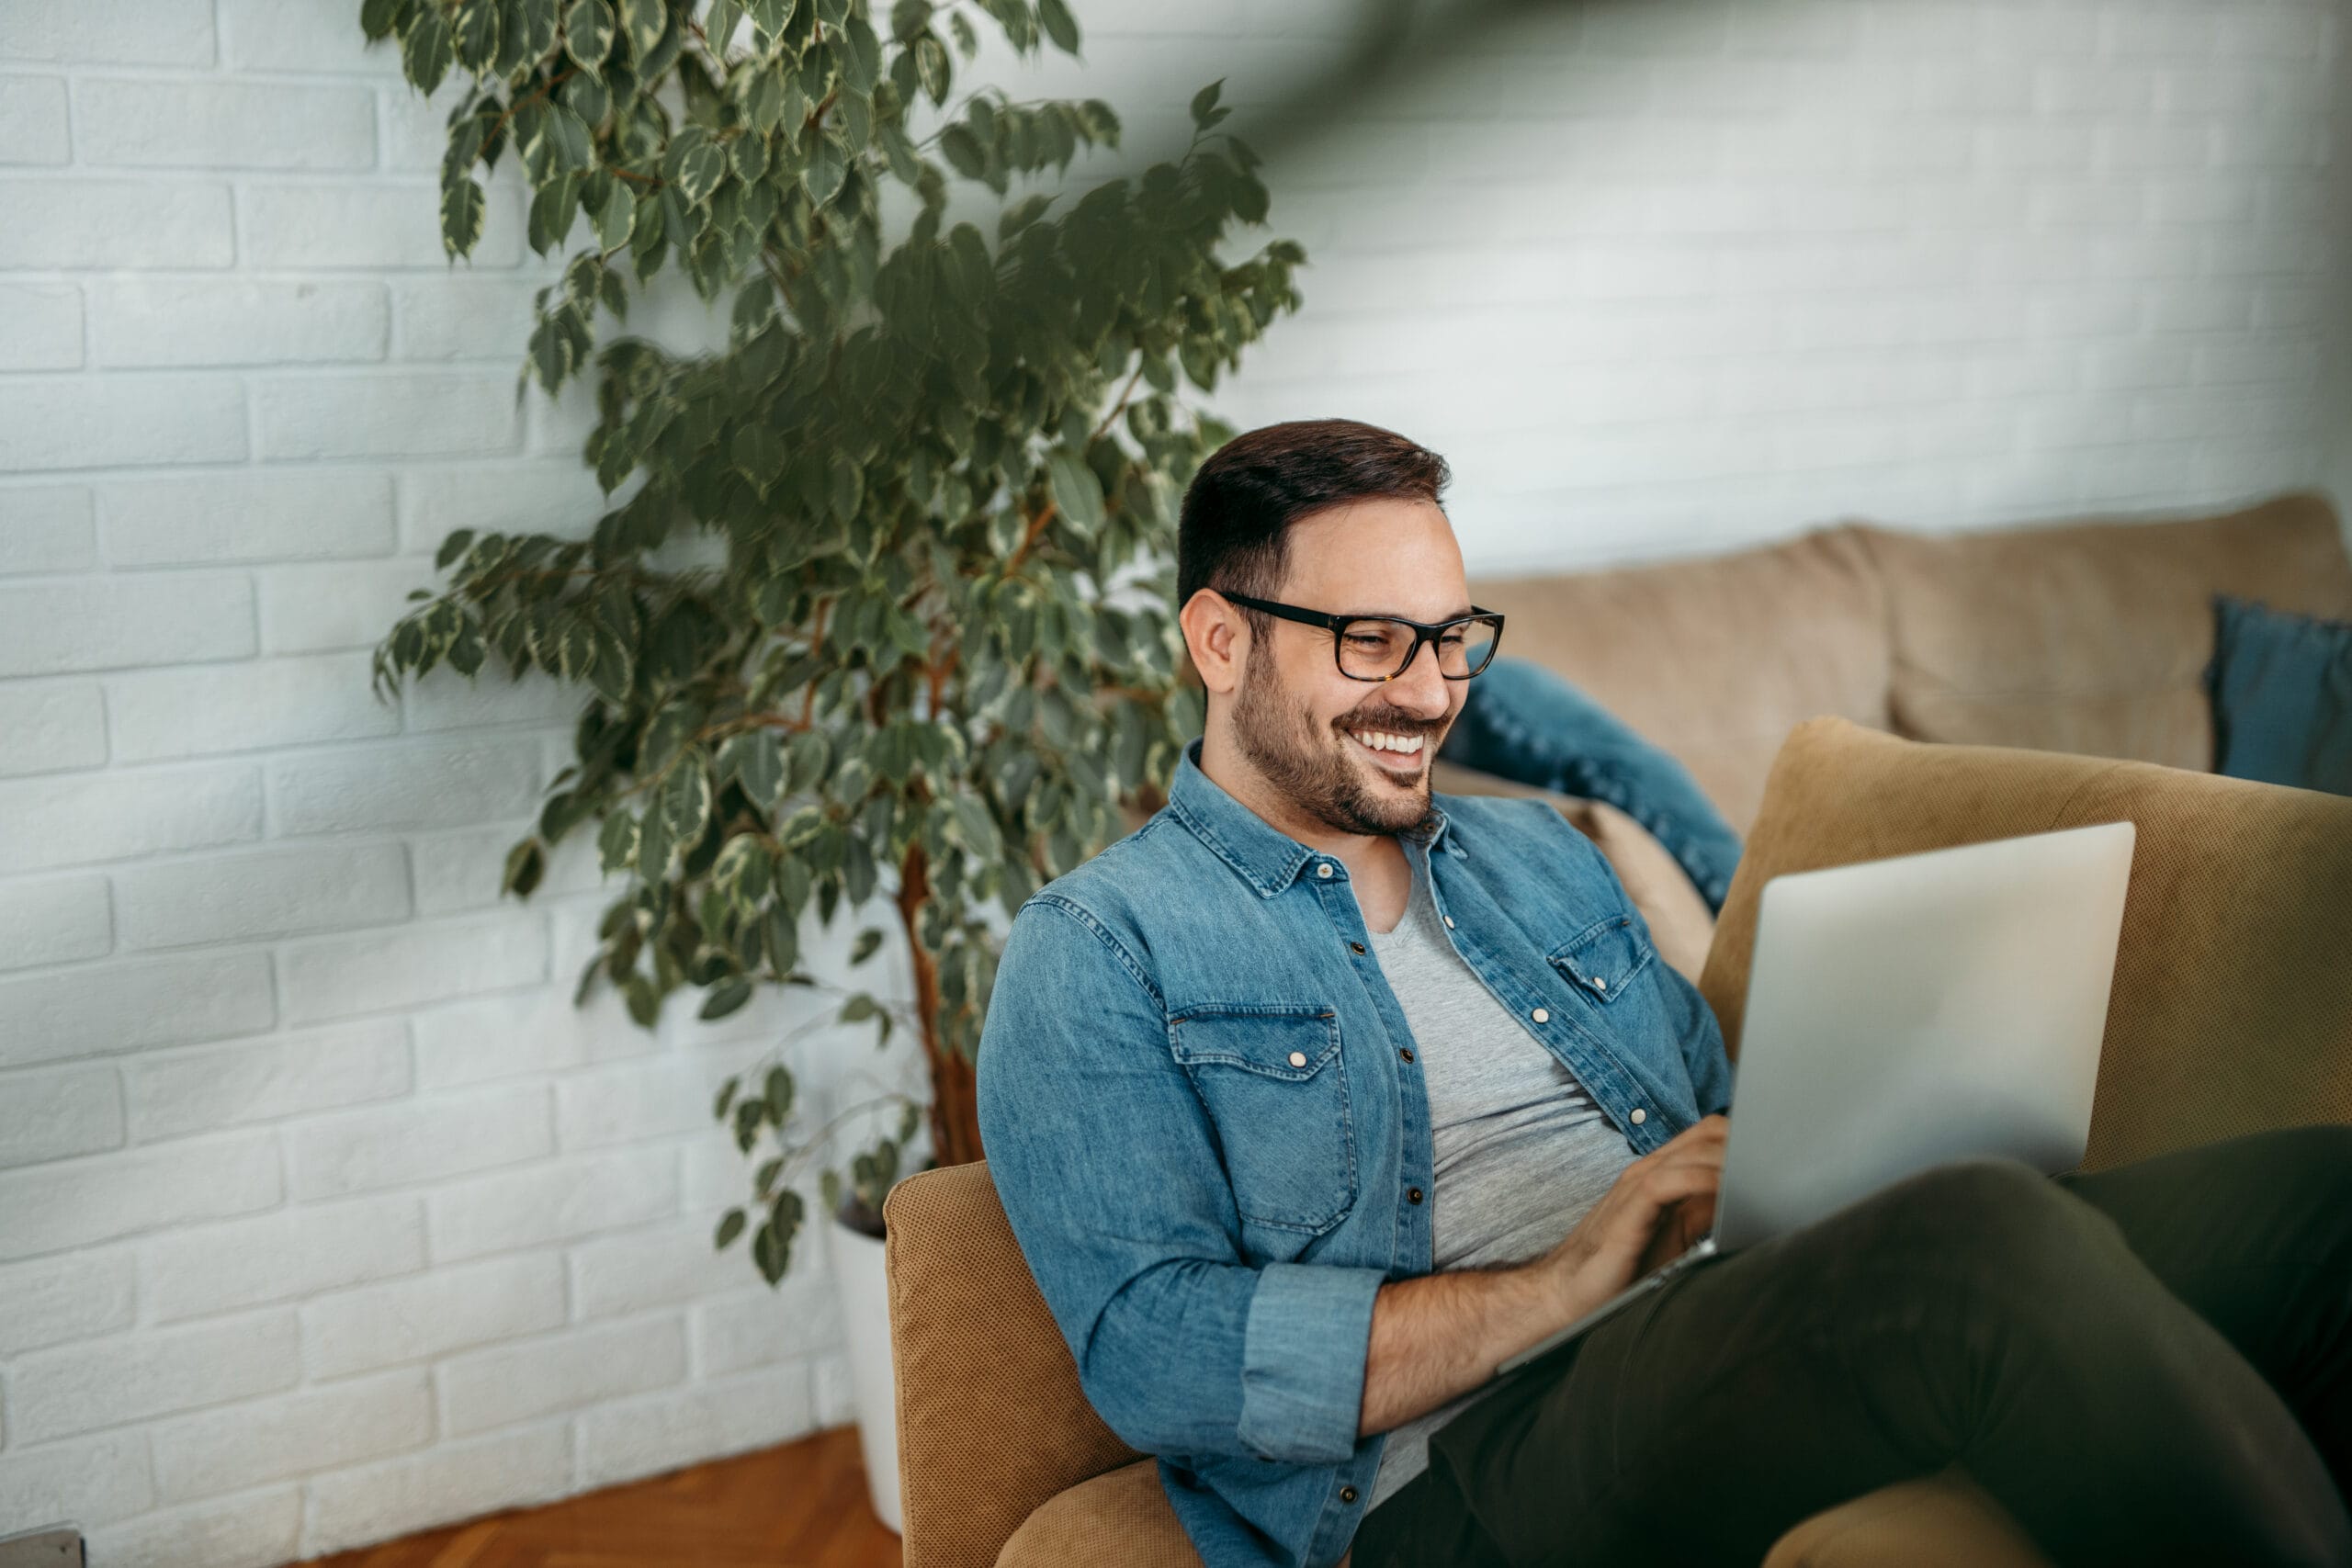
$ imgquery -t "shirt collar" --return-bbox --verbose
[1166,735,1459,899]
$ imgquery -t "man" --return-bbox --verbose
[973,418,2352,1567]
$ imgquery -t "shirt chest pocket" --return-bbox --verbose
[1168,1004,1359,1242]
[1547,913,1657,1006]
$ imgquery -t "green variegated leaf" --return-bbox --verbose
[502,837,546,896]
[1046,448,1103,536]
[596,809,639,874]
[939,123,984,180]
[440,175,485,256]
[729,130,769,184]
[563,0,615,68]
[558,615,595,680]
[1189,78,1224,129]
[527,171,582,254]
[946,793,998,858]
[513,0,560,62]
[842,14,881,88]
[705,0,744,53]
[402,7,455,92]
[804,132,846,208]
[751,1219,785,1281]
[700,976,752,1019]
[786,730,831,793]
[362,0,413,40]
[594,180,635,250]
[662,125,728,205]
[719,729,786,808]
[746,0,792,41]
[454,0,502,73]
[912,33,948,104]
[765,904,800,976]
[545,104,595,172]
[617,0,666,61]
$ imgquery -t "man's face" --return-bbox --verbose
[1227,497,1472,839]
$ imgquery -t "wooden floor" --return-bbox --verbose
[297,1424,903,1568]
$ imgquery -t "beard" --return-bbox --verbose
[1230,646,1442,840]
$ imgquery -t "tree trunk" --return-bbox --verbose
[895,838,986,1168]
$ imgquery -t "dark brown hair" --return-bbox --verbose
[1176,418,1452,635]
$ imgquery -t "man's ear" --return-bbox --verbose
[1179,589,1244,696]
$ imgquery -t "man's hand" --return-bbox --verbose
[1534,1113,1729,1324]
[1362,1113,1731,1435]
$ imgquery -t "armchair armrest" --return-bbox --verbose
[885,1160,1144,1568]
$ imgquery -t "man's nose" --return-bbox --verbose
[1385,637,1453,716]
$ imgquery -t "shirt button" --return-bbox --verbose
[1341,1485,1360,1504]
[1593,976,1608,991]
[1407,1187,1423,1204]
[1631,1107,1646,1124]
[1442,915,1454,928]
[1317,863,1333,878]
[1531,1007,1549,1023]
[1288,1051,1307,1067]
[1350,941,1365,954]
[1399,1047,1414,1063]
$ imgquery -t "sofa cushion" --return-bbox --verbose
[1701,716,2352,1173]
[1857,491,2352,770]
[2209,594,2352,797]
[1464,523,1891,837]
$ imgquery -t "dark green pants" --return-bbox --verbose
[1350,1123,2352,1568]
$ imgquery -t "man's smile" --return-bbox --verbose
[1344,725,1430,777]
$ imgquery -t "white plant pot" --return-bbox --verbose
[824,1206,902,1534]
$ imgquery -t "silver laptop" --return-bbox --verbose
[1497,819,2136,1377]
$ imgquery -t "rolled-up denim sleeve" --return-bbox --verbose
[1238,1259,1384,1461]
[975,894,1385,1467]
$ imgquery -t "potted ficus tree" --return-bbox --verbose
[360,0,1305,1529]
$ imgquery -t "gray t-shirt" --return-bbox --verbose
[1361,838,1640,1511]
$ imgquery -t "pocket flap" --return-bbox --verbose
[1169,1006,1340,1078]
[1547,914,1655,1001]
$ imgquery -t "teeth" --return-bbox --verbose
[1348,728,1425,756]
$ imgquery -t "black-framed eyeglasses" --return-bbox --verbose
[1217,591,1506,682]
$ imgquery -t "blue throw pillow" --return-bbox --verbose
[2206,594,2352,797]
[1440,656,1744,912]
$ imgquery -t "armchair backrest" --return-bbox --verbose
[1700,716,2352,1173]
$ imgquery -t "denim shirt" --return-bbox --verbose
[974,736,1737,1568]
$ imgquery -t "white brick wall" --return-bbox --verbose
[2,1,2347,1563]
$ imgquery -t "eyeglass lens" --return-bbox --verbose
[1338,618,1498,680]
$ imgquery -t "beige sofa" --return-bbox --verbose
[885,491,2352,1567]
[1438,490,2352,983]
